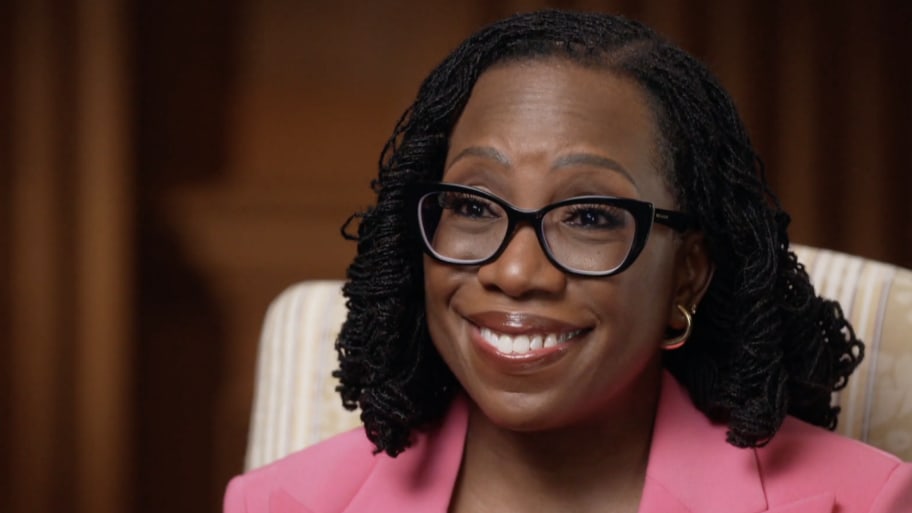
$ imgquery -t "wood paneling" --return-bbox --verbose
[0,0,11,500]
[8,2,74,512]
[3,1,132,512]
[72,1,133,511]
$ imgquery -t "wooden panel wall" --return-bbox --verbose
[1,1,909,513]
[3,1,132,512]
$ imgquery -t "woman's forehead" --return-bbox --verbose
[443,60,672,204]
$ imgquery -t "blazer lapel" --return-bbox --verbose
[268,490,316,513]
[764,493,835,513]
[340,397,469,513]
[638,483,833,513]
[640,373,835,513]
[640,373,767,513]
[264,397,468,513]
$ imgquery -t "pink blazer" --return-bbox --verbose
[225,373,912,512]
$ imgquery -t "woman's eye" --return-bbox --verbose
[564,205,626,229]
[442,194,498,219]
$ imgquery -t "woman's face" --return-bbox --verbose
[424,59,706,431]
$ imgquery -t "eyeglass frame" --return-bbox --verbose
[408,182,693,277]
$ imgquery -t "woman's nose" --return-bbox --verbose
[476,225,567,298]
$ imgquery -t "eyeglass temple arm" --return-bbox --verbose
[654,208,692,233]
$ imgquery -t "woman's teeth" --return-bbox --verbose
[479,327,583,355]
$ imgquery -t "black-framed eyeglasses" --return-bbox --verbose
[409,182,692,277]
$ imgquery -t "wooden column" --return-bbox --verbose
[4,1,133,512]
[72,0,133,512]
[8,2,70,511]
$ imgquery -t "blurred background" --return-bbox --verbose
[1,0,910,512]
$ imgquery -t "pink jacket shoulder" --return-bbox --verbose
[757,416,912,511]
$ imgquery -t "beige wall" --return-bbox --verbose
[2,1,910,512]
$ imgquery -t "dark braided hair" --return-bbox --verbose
[334,10,863,456]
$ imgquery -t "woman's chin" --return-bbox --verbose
[467,389,582,433]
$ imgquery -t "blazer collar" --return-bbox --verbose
[640,373,834,513]
[341,397,467,513]
[266,399,467,513]
[271,373,835,513]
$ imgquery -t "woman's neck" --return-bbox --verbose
[449,369,662,513]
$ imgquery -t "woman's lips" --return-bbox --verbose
[466,311,588,334]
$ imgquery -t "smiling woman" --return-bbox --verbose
[422,63,705,455]
[224,10,912,513]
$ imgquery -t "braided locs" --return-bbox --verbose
[334,10,863,456]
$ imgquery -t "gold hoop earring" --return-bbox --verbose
[663,304,695,350]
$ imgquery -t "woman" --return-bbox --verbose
[225,10,912,513]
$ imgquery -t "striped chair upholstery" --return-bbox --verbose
[791,246,912,459]
[244,245,912,470]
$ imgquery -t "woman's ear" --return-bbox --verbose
[668,232,714,330]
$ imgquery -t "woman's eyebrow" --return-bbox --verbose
[552,153,638,188]
[446,146,512,169]
[446,148,638,189]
